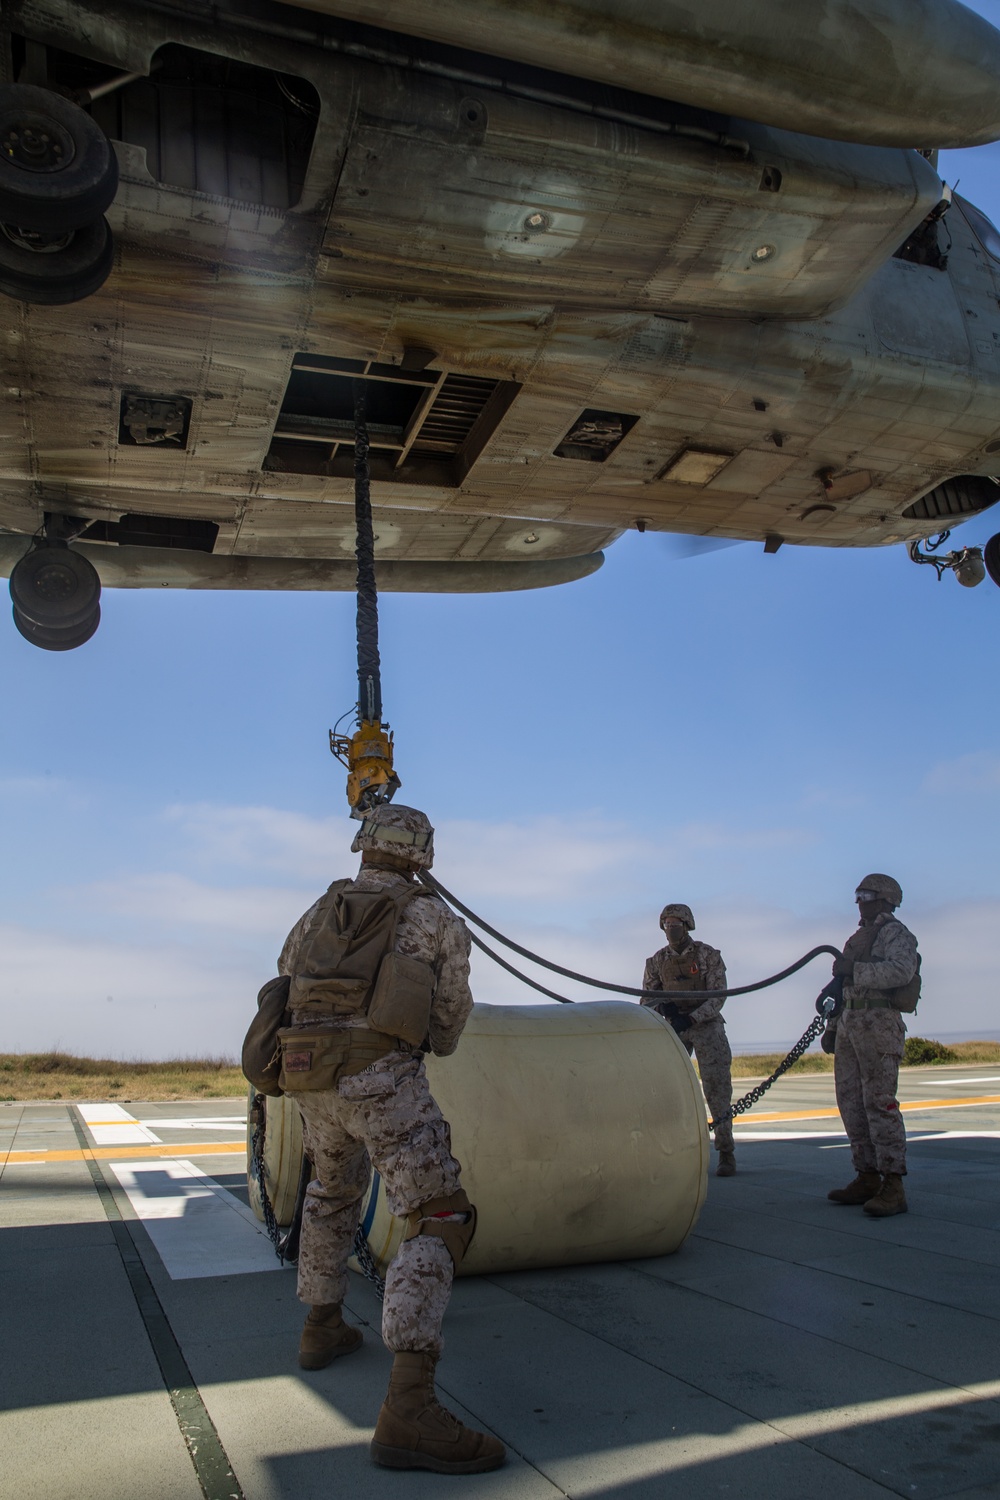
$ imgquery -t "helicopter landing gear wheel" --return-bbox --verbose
[12,602,100,651]
[984,533,1000,588]
[9,543,102,649]
[0,215,113,304]
[0,84,118,232]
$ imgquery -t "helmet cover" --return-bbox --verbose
[351,803,434,869]
[659,902,695,932]
[855,872,902,908]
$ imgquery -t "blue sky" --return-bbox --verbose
[4,6,1000,1057]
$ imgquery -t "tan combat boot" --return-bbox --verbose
[716,1151,736,1177]
[827,1171,881,1205]
[370,1351,506,1473]
[863,1173,908,1217]
[298,1304,363,1369]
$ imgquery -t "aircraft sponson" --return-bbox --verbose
[283,0,1000,149]
[0,538,605,593]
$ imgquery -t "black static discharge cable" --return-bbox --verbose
[467,928,577,1003]
[419,870,841,1001]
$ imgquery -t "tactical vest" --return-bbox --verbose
[843,919,921,1013]
[656,945,709,1011]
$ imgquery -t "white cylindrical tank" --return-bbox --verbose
[355,1000,708,1277]
[249,1000,708,1275]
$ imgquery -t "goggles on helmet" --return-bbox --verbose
[855,889,880,903]
[359,818,431,851]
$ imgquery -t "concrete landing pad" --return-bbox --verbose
[2,1068,999,1499]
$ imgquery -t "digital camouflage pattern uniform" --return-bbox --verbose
[642,941,734,1154]
[832,911,918,1176]
[278,863,473,1355]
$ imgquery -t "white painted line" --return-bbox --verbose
[910,1076,1000,1086]
[907,1129,1000,1140]
[109,1158,287,1280]
[733,1130,847,1142]
[137,1116,245,1131]
[78,1102,161,1147]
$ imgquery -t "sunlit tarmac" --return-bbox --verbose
[2,1066,999,1499]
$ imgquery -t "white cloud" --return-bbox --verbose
[0,922,260,1058]
[8,800,997,1059]
[922,751,1000,795]
[164,800,811,907]
[59,873,314,937]
[165,802,346,882]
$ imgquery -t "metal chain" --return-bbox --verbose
[249,1093,283,1251]
[252,1091,387,1290]
[352,1224,386,1301]
[709,1013,827,1130]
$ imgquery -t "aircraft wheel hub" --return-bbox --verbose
[2,117,75,173]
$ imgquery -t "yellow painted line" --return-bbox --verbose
[4,1141,246,1166]
[739,1093,1000,1124]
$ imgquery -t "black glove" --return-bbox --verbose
[820,1025,837,1055]
[657,1000,694,1035]
[831,956,854,979]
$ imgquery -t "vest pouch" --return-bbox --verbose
[277,1026,405,1091]
[278,1028,352,1092]
[367,952,434,1048]
[288,975,370,1016]
[891,961,921,1014]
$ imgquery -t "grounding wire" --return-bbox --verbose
[420,871,840,1001]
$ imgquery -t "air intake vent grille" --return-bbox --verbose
[264,356,520,487]
[903,476,1000,522]
[413,376,501,456]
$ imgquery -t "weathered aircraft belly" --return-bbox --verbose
[283,0,1000,149]
[3,2,1000,578]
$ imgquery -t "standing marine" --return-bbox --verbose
[824,873,920,1218]
[277,802,505,1475]
[643,903,736,1176]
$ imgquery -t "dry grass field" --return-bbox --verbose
[0,1052,247,1102]
[1,1039,997,1101]
[730,1038,1000,1078]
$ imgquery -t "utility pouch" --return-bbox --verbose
[367,952,435,1048]
[277,1026,405,1092]
[241,976,291,1098]
[891,958,922,1014]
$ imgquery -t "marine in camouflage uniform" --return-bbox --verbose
[642,903,736,1176]
[825,873,919,1218]
[278,803,505,1475]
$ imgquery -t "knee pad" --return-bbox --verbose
[402,1188,477,1268]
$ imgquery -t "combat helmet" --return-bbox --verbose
[855,873,902,908]
[659,902,695,932]
[351,803,434,869]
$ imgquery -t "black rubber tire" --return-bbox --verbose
[12,602,100,651]
[0,215,113,304]
[0,84,118,232]
[9,545,101,628]
[984,533,1000,589]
